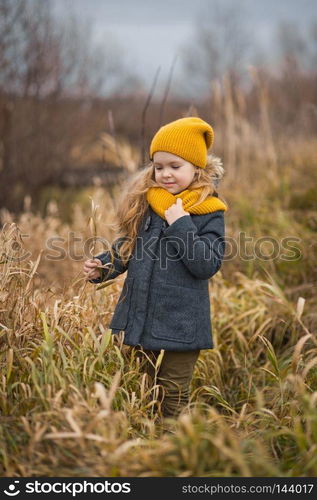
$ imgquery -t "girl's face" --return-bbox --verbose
[153,151,198,194]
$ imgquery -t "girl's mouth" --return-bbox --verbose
[163,182,175,185]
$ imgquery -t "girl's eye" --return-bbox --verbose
[155,166,180,170]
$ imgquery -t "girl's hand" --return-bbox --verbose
[165,198,190,226]
[83,258,103,280]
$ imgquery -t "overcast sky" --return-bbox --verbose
[51,0,317,97]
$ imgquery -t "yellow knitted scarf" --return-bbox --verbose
[146,187,228,220]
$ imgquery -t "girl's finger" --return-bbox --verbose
[88,259,102,268]
[84,265,94,272]
[87,260,99,266]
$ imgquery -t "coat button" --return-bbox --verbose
[144,215,151,231]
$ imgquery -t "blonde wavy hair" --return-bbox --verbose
[102,153,226,278]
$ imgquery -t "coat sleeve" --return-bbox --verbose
[162,210,226,280]
[88,237,129,284]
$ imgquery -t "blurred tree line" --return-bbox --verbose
[0,0,316,213]
[0,0,141,212]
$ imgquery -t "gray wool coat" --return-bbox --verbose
[89,205,226,351]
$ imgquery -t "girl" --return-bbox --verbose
[83,116,228,422]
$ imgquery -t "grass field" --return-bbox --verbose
[0,130,316,477]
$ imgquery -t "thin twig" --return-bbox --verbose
[140,65,161,167]
[158,55,178,128]
[107,109,123,167]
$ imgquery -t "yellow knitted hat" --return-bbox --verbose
[149,116,214,169]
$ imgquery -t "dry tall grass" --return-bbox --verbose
[0,76,316,476]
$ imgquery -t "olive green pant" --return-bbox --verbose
[125,346,200,419]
